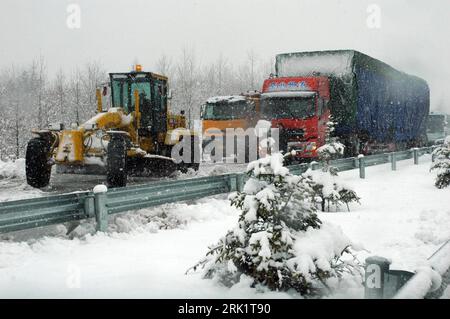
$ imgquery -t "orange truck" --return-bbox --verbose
[200,91,260,159]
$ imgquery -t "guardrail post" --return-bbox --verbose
[229,174,237,192]
[365,256,391,299]
[236,173,245,192]
[390,152,397,171]
[413,148,419,165]
[310,161,318,171]
[358,155,365,179]
[93,185,108,232]
[84,194,96,218]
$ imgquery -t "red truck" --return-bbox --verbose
[260,76,330,159]
[260,50,429,160]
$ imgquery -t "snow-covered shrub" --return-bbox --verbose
[306,169,360,212]
[430,137,450,189]
[189,152,362,297]
[316,119,345,163]
[307,119,360,212]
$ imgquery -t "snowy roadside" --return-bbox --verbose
[323,155,449,274]
[0,158,247,201]
[0,197,293,298]
[0,155,448,298]
[0,159,45,202]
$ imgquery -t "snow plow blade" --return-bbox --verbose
[127,157,179,177]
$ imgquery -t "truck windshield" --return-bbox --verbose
[202,101,254,120]
[261,96,316,120]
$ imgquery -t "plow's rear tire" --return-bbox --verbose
[26,138,52,188]
[107,136,127,188]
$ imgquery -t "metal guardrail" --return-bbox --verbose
[364,239,450,299]
[106,174,237,215]
[0,146,436,234]
[0,192,91,233]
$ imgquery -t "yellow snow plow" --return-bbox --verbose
[26,66,199,188]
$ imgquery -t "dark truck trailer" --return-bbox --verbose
[275,50,430,154]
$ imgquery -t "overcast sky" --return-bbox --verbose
[0,0,448,111]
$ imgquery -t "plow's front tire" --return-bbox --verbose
[26,138,52,188]
[107,136,127,188]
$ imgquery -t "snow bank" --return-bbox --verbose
[394,267,442,299]
[106,198,240,235]
[0,158,26,179]
[394,241,450,299]
[428,241,450,275]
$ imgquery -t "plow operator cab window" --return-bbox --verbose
[110,72,168,133]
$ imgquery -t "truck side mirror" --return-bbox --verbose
[167,89,173,100]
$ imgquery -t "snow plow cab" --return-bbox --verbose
[26,66,199,188]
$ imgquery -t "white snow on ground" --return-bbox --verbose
[0,159,44,202]
[0,198,289,298]
[0,158,25,179]
[324,155,449,273]
[0,154,449,298]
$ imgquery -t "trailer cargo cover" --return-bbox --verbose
[275,50,430,143]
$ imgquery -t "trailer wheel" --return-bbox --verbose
[26,138,52,188]
[107,136,127,187]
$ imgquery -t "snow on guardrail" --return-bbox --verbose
[394,240,450,299]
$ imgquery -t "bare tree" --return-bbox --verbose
[175,47,200,128]
[80,61,106,121]
[0,51,274,159]
[69,68,82,123]
[155,54,173,78]
[33,56,47,129]
[247,49,258,90]
[53,68,66,123]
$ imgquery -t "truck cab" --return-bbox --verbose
[260,76,330,159]
[200,92,260,152]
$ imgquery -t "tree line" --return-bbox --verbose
[0,49,273,160]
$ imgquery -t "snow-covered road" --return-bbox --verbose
[0,159,247,201]
[0,155,448,298]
